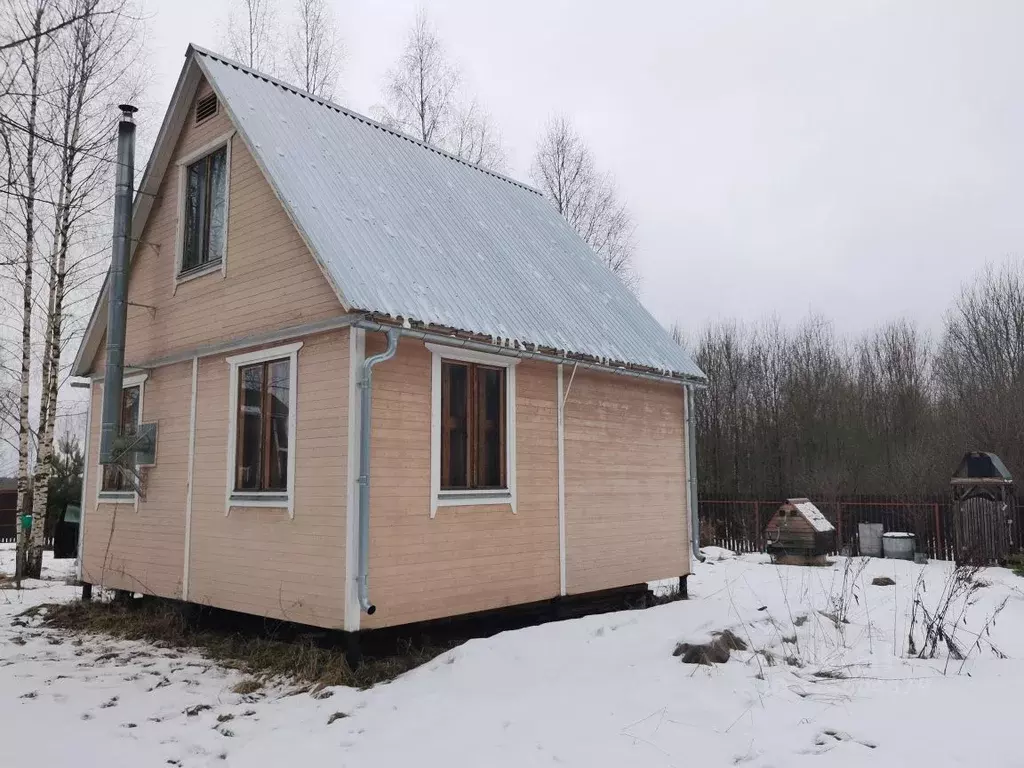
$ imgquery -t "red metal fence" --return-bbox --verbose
[699,495,1023,561]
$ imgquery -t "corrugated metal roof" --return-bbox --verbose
[195,48,704,380]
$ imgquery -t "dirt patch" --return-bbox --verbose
[40,599,452,690]
[871,576,896,587]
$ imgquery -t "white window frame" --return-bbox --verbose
[225,341,302,518]
[427,343,517,518]
[96,371,148,508]
[173,131,234,290]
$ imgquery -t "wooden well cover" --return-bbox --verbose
[765,498,835,556]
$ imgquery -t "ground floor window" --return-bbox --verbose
[225,341,301,516]
[100,383,142,493]
[428,343,517,516]
[235,358,290,492]
[441,361,506,490]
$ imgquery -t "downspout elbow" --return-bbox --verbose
[357,327,400,615]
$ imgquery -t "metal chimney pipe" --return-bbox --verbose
[99,104,137,464]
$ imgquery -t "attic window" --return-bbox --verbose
[195,93,218,124]
[181,145,227,274]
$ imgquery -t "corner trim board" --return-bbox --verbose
[76,381,94,582]
[182,357,198,600]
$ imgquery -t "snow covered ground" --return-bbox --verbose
[3,544,1022,767]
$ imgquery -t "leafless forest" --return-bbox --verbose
[687,261,1024,500]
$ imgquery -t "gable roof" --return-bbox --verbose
[73,45,704,382]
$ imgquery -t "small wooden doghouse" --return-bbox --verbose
[765,498,836,562]
[951,451,1016,565]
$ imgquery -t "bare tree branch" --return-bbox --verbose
[375,9,505,170]
[286,0,341,98]
[531,115,638,292]
[225,0,277,72]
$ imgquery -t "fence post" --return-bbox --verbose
[754,501,761,551]
[837,502,844,551]
[933,503,942,560]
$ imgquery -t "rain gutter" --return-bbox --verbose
[354,318,706,389]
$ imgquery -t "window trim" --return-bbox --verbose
[225,341,301,518]
[173,131,234,290]
[96,372,148,507]
[427,343,517,518]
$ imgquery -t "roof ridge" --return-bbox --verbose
[188,44,543,197]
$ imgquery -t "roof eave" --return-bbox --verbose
[358,312,707,385]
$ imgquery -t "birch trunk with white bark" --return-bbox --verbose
[14,4,44,588]
[25,0,97,579]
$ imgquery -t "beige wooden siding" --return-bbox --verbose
[118,76,342,367]
[361,337,560,629]
[81,361,191,596]
[563,370,689,594]
[185,330,349,627]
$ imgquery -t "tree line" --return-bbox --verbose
[686,261,1024,501]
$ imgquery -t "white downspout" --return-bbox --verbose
[685,384,704,563]
[557,365,566,596]
[357,327,400,614]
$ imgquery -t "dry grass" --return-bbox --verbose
[37,599,452,689]
[231,678,263,695]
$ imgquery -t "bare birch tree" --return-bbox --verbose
[376,9,457,146]
[0,0,144,577]
[286,0,341,98]
[4,0,48,586]
[21,0,145,577]
[531,115,637,291]
[226,0,277,72]
[376,9,505,169]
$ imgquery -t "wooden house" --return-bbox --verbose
[70,46,707,635]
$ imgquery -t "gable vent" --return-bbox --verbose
[195,92,218,124]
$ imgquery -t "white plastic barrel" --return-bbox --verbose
[859,523,884,557]
[882,532,916,560]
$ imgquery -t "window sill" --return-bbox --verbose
[176,261,222,285]
[227,493,292,516]
[433,489,515,516]
[98,491,137,504]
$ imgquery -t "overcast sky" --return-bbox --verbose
[141,0,1023,337]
